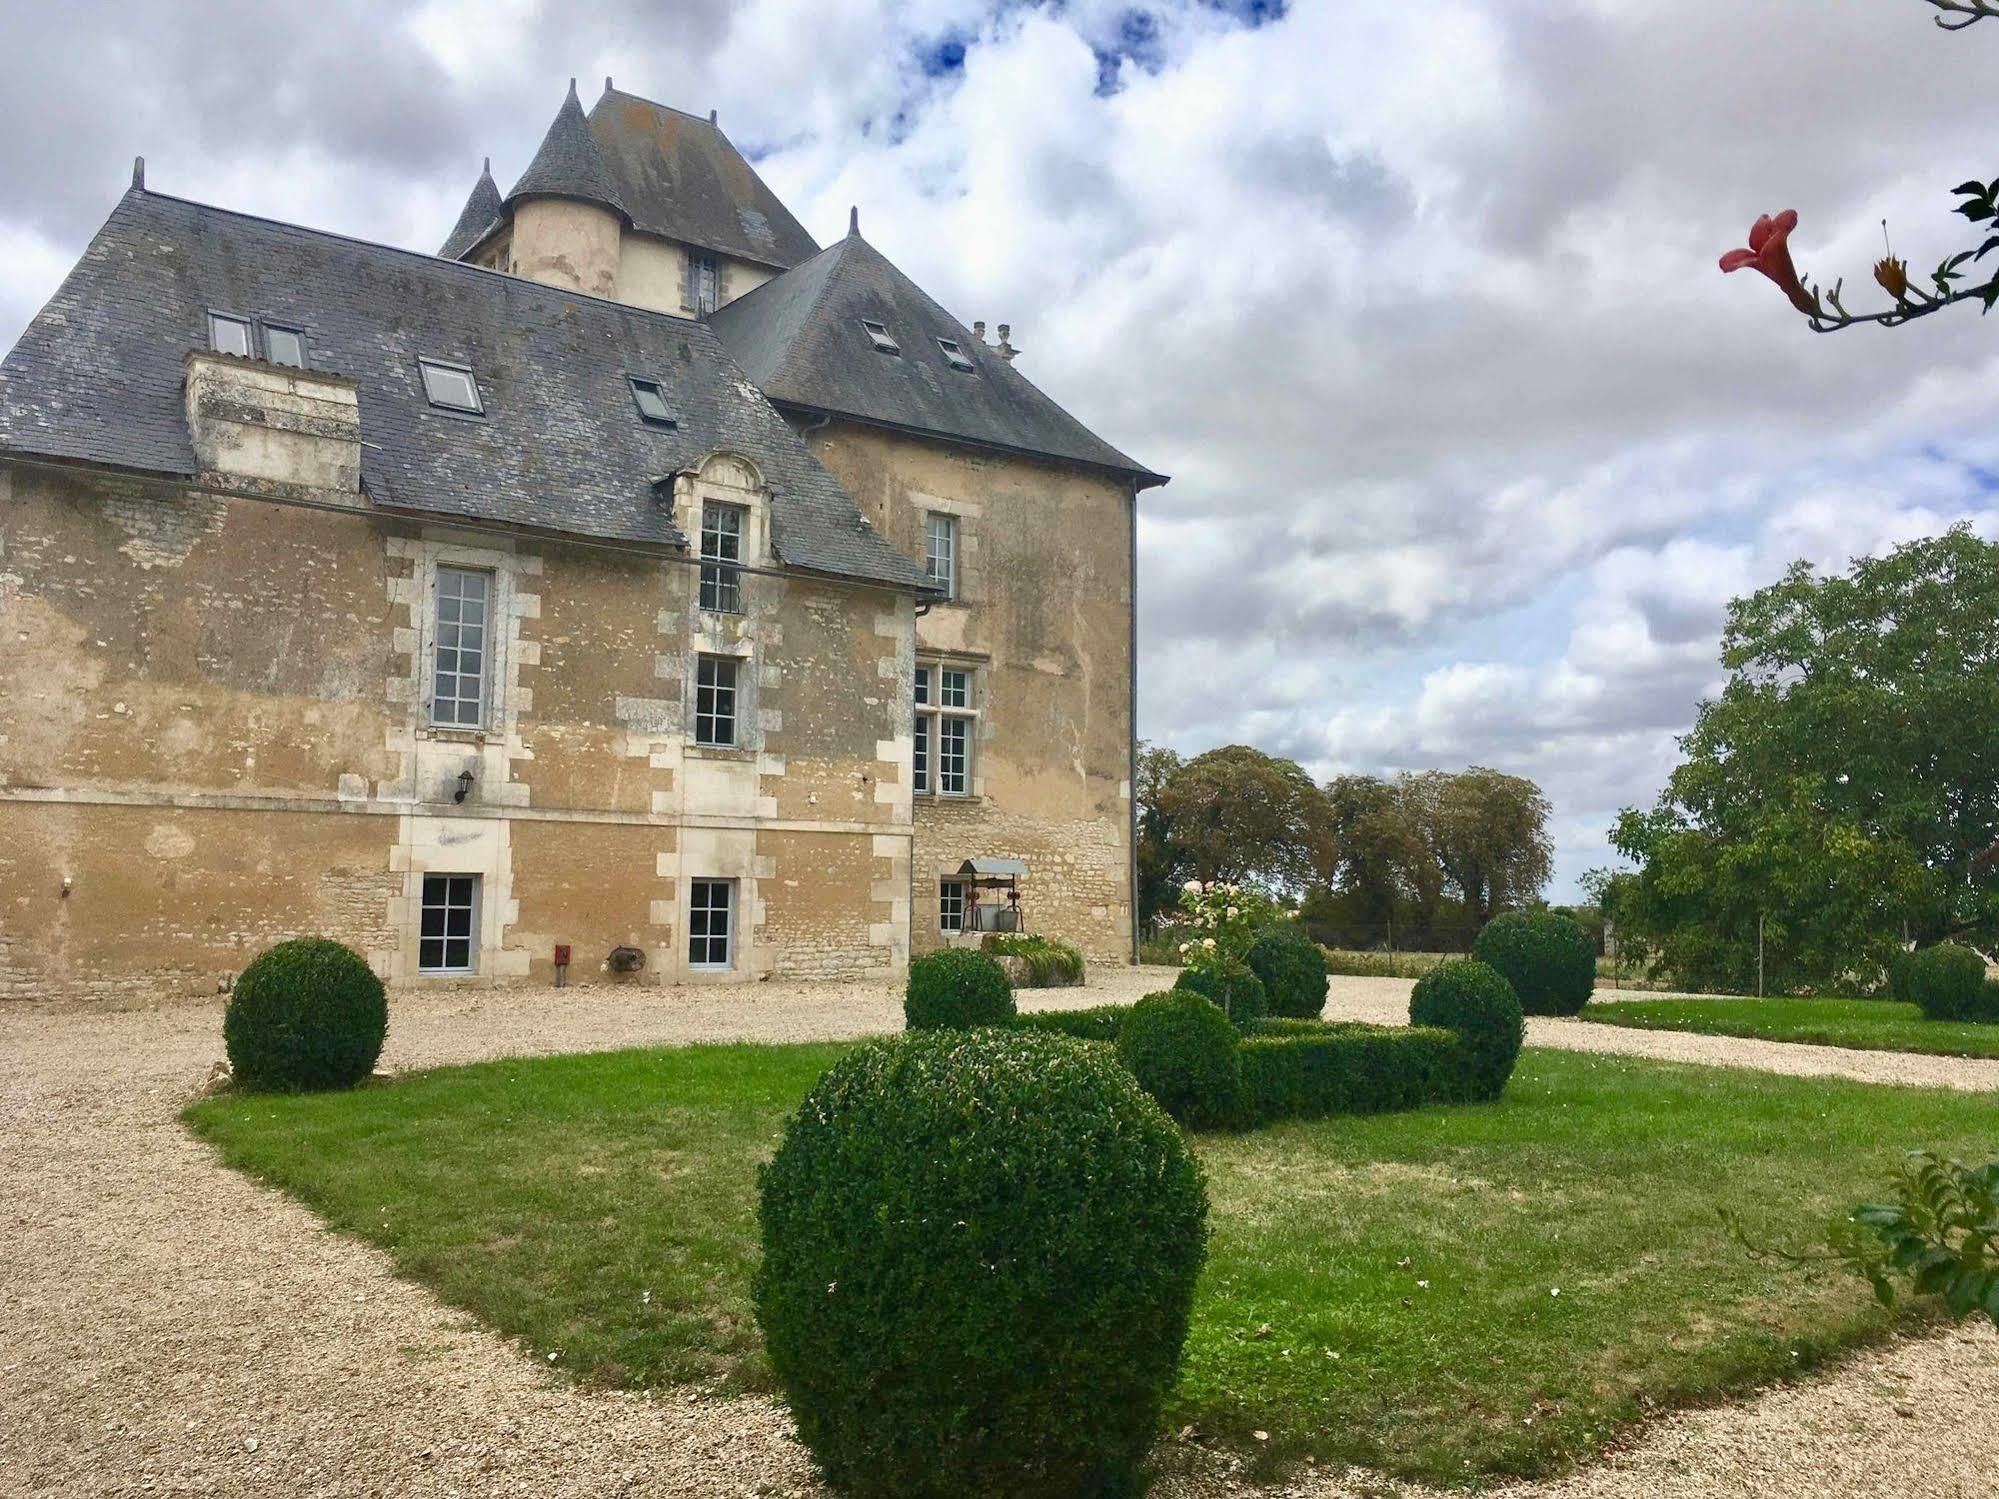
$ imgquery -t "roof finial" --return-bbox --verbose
[709,108,718,125]
[481,156,492,176]
[131,155,146,191]
[849,204,860,237]
[567,76,579,100]
[605,75,614,94]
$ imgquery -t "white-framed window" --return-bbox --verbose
[265,325,307,368]
[207,312,252,357]
[689,878,735,969]
[430,566,491,728]
[939,879,966,933]
[695,653,740,747]
[419,873,479,973]
[418,358,483,414]
[913,662,976,796]
[686,252,720,315]
[925,512,958,598]
[699,501,745,614]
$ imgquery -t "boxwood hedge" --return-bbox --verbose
[904,948,1015,1031]
[755,1027,1208,1498]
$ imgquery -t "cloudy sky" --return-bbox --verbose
[5,0,1998,897]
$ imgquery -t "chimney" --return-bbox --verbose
[995,323,1019,362]
[183,351,362,500]
[972,320,986,343]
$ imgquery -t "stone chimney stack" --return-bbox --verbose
[995,323,1019,362]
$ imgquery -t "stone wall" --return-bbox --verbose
[0,459,914,1003]
[801,422,1136,966]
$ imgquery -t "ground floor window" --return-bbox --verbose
[939,879,966,934]
[420,873,479,973]
[689,879,736,969]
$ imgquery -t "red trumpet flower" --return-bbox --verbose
[1720,210,1816,314]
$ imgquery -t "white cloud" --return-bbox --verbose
[4,0,1998,898]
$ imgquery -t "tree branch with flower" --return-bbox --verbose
[1173,879,1280,1019]
[1720,2,1999,331]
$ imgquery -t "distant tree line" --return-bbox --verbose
[1138,744,1558,952]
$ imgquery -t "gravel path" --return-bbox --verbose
[3,970,1996,1498]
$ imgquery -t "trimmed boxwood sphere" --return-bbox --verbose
[1905,942,1990,1022]
[1173,963,1269,1026]
[1246,922,1329,1019]
[223,937,388,1092]
[1120,988,1242,1128]
[1409,958,1525,1101]
[755,1027,1209,1499]
[904,947,1015,1030]
[1471,910,1596,1016]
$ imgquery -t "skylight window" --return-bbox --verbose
[936,337,976,373]
[629,376,677,428]
[207,313,252,358]
[418,358,483,414]
[860,319,901,356]
[265,326,306,368]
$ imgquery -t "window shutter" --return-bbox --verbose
[681,251,696,313]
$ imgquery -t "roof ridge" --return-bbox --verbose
[124,183,717,330]
[597,83,722,132]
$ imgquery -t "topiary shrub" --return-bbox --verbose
[1118,989,1242,1129]
[1173,964,1268,1026]
[1246,922,1329,1019]
[223,937,388,1092]
[755,1027,1209,1499]
[904,948,1015,1031]
[1471,910,1596,1016]
[982,932,1086,987]
[1013,1004,1132,1043]
[1238,1022,1460,1122]
[1906,943,1991,1022]
[1409,958,1525,1101]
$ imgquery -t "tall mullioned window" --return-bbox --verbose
[431,566,491,728]
[687,252,720,315]
[695,654,740,747]
[913,662,976,796]
[924,512,958,598]
[700,501,745,613]
[419,873,478,973]
[689,878,735,968]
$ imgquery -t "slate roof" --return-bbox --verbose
[439,158,503,259]
[709,228,1164,485]
[586,87,819,270]
[506,80,629,222]
[0,187,931,590]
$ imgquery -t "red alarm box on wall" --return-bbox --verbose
[554,944,571,967]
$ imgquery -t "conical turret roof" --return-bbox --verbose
[438,158,503,258]
[505,79,628,220]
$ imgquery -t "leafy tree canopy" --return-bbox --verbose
[1612,528,1999,990]
[1156,744,1336,892]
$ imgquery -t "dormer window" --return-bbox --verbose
[418,358,483,415]
[860,319,901,356]
[629,376,676,428]
[937,337,976,373]
[207,313,252,358]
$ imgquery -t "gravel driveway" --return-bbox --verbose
[3,969,1996,1498]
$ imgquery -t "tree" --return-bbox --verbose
[1610,529,1999,990]
[1155,745,1336,893]
[1321,772,1450,938]
[1404,768,1554,926]
[1134,742,1187,934]
[1720,2,1999,331]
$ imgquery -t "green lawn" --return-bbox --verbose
[1580,996,1999,1059]
[185,1043,1995,1484]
